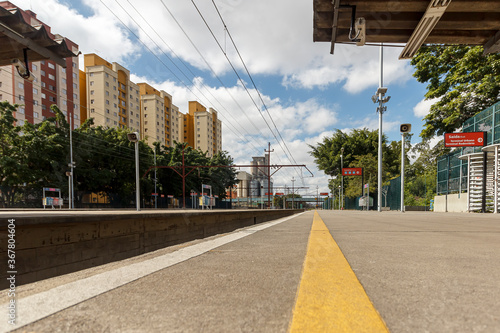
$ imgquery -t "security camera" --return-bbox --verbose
[127,132,140,142]
[400,123,411,133]
[354,17,366,46]
[12,58,35,81]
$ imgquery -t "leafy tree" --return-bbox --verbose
[310,128,402,199]
[73,117,153,206]
[0,102,25,206]
[412,46,500,139]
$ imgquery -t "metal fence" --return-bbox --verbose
[437,101,500,195]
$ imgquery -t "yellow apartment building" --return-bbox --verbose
[184,101,222,158]
[81,54,141,133]
[138,82,173,147]
[79,54,222,152]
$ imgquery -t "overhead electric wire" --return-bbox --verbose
[189,0,301,178]
[210,0,301,170]
[112,0,264,154]
[156,0,270,149]
[100,0,265,156]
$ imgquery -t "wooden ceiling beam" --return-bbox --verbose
[483,30,500,54]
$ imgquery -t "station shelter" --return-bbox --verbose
[436,101,500,212]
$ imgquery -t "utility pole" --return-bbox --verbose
[340,148,344,210]
[265,142,274,209]
[291,177,295,209]
[69,116,74,209]
[154,149,157,209]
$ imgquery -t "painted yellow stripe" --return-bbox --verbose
[289,211,389,332]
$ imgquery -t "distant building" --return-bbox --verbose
[0,2,80,128]
[183,101,222,157]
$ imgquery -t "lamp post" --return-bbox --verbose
[127,132,140,211]
[340,147,344,210]
[371,44,390,212]
[338,185,341,210]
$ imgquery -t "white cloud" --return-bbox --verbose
[9,0,420,195]
[413,97,441,118]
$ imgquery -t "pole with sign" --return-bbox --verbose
[342,168,364,209]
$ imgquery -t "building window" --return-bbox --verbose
[48,62,55,69]
[41,82,46,88]
[90,81,94,86]
[34,112,39,118]
[90,73,94,77]
[48,74,55,80]
[41,70,45,76]
[61,67,66,73]
[73,83,77,89]
[90,99,94,104]
[91,108,95,113]
[18,107,24,114]
[32,64,37,71]
[62,89,67,95]
[18,82,23,89]
[33,88,38,95]
[18,95,24,101]
[106,82,109,87]
[73,93,78,100]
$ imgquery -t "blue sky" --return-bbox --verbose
[15,0,440,195]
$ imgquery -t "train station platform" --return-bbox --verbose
[1,210,499,332]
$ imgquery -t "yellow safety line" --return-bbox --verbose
[289,211,389,332]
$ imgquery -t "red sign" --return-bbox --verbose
[275,193,284,196]
[342,168,363,176]
[161,194,165,198]
[151,193,158,196]
[320,192,329,196]
[265,193,273,195]
[444,132,486,147]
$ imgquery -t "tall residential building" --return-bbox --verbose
[138,83,172,147]
[79,54,222,152]
[81,54,141,132]
[170,104,183,145]
[0,2,80,128]
[183,101,222,157]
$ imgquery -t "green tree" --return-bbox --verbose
[412,46,500,139]
[310,128,402,199]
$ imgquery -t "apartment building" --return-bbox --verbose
[183,101,222,157]
[0,2,80,128]
[81,54,141,132]
[170,104,183,144]
[138,83,172,147]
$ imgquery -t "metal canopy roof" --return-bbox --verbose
[313,0,500,59]
[0,5,78,67]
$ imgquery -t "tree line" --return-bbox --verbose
[0,102,237,207]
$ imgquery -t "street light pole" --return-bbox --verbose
[127,132,140,211]
[401,132,405,212]
[69,116,74,209]
[154,149,157,209]
[372,44,390,212]
[291,177,295,209]
[341,147,344,210]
